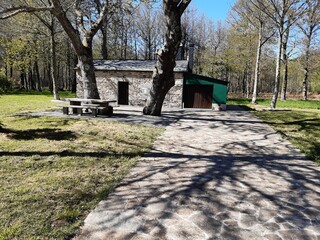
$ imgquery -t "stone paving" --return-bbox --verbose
[75,107,320,240]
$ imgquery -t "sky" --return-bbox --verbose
[191,0,237,22]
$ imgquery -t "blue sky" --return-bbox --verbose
[191,0,237,22]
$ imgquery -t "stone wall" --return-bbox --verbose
[76,70,184,108]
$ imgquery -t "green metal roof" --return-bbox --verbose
[184,73,229,86]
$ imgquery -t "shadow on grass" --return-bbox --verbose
[281,133,320,163]
[226,104,255,111]
[263,118,320,162]
[282,118,320,128]
[0,127,77,140]
[0,150,144,158]
[307,142,320,163]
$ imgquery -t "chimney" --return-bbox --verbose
[187,43,194,72]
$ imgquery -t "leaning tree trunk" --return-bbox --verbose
[143,48,177,116]
[270,30,283,109]
[143,0,191,116]
[51,0,101,99]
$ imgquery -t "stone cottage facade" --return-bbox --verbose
[76,60,190,109]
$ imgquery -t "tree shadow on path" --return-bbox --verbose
[76,107,320,240]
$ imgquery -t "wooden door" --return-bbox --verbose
[118,82,129,105]
[184,85,213,109]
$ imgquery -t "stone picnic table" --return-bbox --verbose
[60,98,117,117]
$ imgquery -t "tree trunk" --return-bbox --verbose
[270,30,283,109]
[5,63,8,79]
[281,55,288,101]
[50,20,60,100]
[51,0,100,99]
[242,70,246,95]
[281,26,290,101]
[101,27,108,60]
[28,65,34,90]
[303,36,311,101]
[302,68,308,101]
[143,50,176,116]
[10,65,13,78]
[20,71,26,90]
[71,52,77,93]
[78,48,100,99]
[48,64,53,92]
[252,23,263,104]
[33,61,41,91]
[143,0,191,116]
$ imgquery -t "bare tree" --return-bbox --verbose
[31,10,62,100]
[0,0,115,99]
[253,0,305,109]
[297,0,320,100]
[280,22,291,101]
[143,0,191,116]
[135,1,163,60]
[233,0,275,103]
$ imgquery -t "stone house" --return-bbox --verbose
[76,50,228,110]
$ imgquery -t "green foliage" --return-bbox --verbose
[0,36,38,72]
[311,66,320,94]
[311,80,320,94]
[0,93,163,239]
[287,60,304,93]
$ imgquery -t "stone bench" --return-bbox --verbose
[58,104,113,117]
[58,105,98,117]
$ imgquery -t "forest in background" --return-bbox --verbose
[0,0,320,101]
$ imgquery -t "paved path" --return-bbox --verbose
[75,108,320,240]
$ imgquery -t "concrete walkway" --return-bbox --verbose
[75,107,320,240]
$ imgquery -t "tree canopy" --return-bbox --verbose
[0,0,320,108]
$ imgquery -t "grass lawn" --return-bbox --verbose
[227,97,320,110]
[0,91,163,239]
[228,98,320,163]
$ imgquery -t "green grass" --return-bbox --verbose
[0,92,163,239]
[228,98,320,163]
[6,89,75,96]
[227,98,320,109]
[0,90,75,115]
[254,110,320,163]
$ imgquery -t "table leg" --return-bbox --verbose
[70,101,81,114]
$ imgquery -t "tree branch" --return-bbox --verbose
[177,0,192,16]
[51,0,83,55]
[0,6,53,20]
